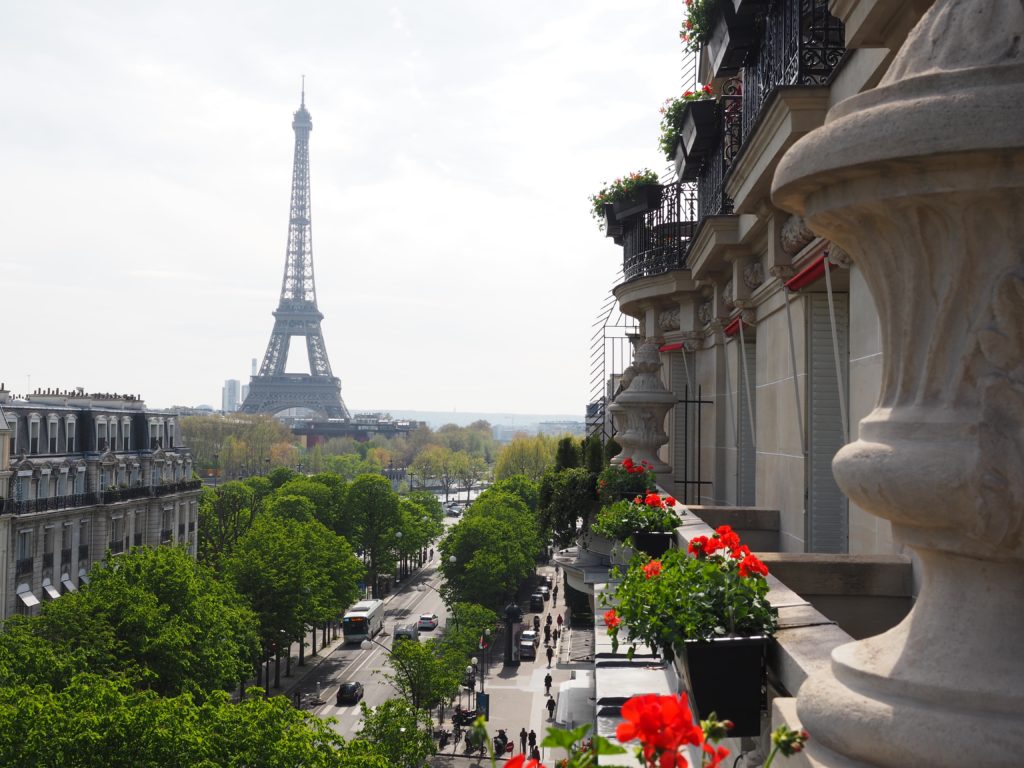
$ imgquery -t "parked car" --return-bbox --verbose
[519,630,540,659]
[336,681,364,705]
[537,585,551,600]
[394,623,420,642]
[539,575,553,588]
[418,612,439,630]
[529,593,545,611]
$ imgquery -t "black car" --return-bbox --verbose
[336,681,364,705]
[529,593,545,611]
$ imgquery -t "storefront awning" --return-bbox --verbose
[61,575,78,593]
[42,581,61,600]
[17,587,40,607]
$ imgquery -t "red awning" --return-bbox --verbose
[724,317,748,337]
[785,253,835,292]
[659,342,685,352]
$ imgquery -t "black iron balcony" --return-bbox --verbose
[102,486,153,504]
[697,84,743,220]
[4,492,100,516]
[741,0,844,143]
[619,182,698,282]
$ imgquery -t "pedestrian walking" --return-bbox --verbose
[531,746,542,761]
[546,614,553,628]
[519,727,528,754]
[544,625,551,645]
[544,672,553,696]
[553,627,560,645]
[546,645,554,667]
[556,613,563,629]
[546,696,556,720]
[553,585,558,602]
[528,729,537,751]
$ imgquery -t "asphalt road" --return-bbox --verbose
[290,555,450,739]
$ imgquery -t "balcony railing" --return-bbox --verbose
[103,486,153,504]
[741,0,845,142]
[2,492,99,515]
[620,182,699,282]
[697,83,743,220]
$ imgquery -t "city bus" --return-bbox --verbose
[342,599,385,644]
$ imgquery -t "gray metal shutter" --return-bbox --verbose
[736,338,756,506]
[807,293,849,553]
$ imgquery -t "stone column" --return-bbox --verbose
[772,2,1024,765]
[608,338,675,478]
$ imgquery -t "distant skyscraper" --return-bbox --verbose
[222,379,241,412]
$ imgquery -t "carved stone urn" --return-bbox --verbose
[608,338,674,477]
[772,2,1024,765]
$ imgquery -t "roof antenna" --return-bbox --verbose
[301,74,305,107]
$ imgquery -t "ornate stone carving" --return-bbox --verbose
[696,301,713,325]
[768,265,794,281]
[827,243,852,267]
[780,214,815,255]
[742,261,764,289]
[607,339,674,476]
[772,2,1024,765]
[658,308,680,331]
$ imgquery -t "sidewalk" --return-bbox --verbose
[429,562,592,766]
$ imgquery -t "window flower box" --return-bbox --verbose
[603,203,624,243]
[706,0,758,77]
[679,635,767,737]
[680,99,720,162]
[611,183,664,220]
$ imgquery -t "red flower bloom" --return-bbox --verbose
[615,694,703,761]
[702,84,713,95]
[702,743,731,767]
[738,553,769,579]
[716,525,741,551]
[507,755,545,768]
[643,560,662,579]
[685,19,693,29]
[683,89,694,98]
[664,496,677,506]
[604,609,621,629]
[687,535,709,557]
[645,492,664,508]
[623,458,635,469]
[634,495,644,504]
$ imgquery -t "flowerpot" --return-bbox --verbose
[631,531,675,558]
[612,184,664,220]
[680,636,767,737]
[706,0,757,77]
[680,100,719,162]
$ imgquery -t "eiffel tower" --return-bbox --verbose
[240,89,351,419]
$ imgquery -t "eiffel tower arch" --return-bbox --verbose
[240,90,351,420]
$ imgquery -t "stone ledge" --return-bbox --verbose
[829,0,934,50]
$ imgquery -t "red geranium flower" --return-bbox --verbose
[702,84,713,95]
[645,492,664,508]
[664,496,677,506]
[716,525,741,551]
[507,755,545,768]
[687,535,709,557]
[615,693,703,761]
[623,457,634,469]
[643,560,662,579]
[738,553,769,579]
[702,743,731,767]
[604,609,621,629]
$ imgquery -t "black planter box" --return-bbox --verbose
[706,0,758,77]
[681,100,719,162]
[611,183,664,220]
[603,203,624,243]
[631,531,675,558]
[680,636,767,737]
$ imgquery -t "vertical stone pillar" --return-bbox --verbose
[608,338,675,478]
[772,2,1024,765]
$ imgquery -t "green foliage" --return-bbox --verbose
[197,482,257,570]
[606,544,777,658]
[0,547,259,699]
[588,169,659,226]
[489,474,540,513]
[320,452,380,482]
[681,0,720,51]
[538,467,598,547]
[267,466,298,488]
[592,498,682,542]
[604,437,622,463]
[0,675,382,767]
[263,493,316,523]
[383,638,461,712]
[554,436,581,471]
[440,602,499,660]
[493,434,558,481]
[583,435,606,474]
[344,474,402,594]
[357,698,435,768]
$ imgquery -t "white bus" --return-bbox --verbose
[342,599,385,644]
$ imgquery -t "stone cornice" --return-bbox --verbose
[725,86,831,215]
[687,215,748,282]
[613,270,700,317]
[830,0,934,50]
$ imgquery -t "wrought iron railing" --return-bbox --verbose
[697,81,743,220]
[621,182,699,282]
[741,0,845,141]
[2,492,100,515]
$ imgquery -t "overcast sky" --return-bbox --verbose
[1,2,684,417]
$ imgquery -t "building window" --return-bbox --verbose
[43,526,54,569]
[123,420,131,451]
[16,530,33,578]
[66,417,76,453]
[97,419,108,452]
[48,417,58,453]
[109,517,125,554]
[29,417,40,454]
[61,524,72,569]
[167,421,175,449]
[78,521,90,561]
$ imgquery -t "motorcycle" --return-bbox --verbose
[493,730,509,755]
[451,705,480,727]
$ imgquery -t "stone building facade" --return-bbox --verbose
[0,386,200,619]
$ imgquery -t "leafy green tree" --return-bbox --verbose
[197,482,258,570]
[455,452,488,502]
[321,453,380,481]
[267,466,298,488]
[493,434,557,481]
[0,546,259,698]
[440,516,538,609]
[358,698,435,768]
[343,474,401,598]
[383,639,461,713]
[584,434,606,473]
[538,467,599,547]
[490,474,540,513]
[604,436,623,463]
[440,602,499,661]
[263,493,316,523]
[554,436,581,471]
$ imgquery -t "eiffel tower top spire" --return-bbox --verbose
[280,86,316,308]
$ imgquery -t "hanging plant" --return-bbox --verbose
[680,0,721,52]
[588,169,659,230]
[658,84,715,161]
